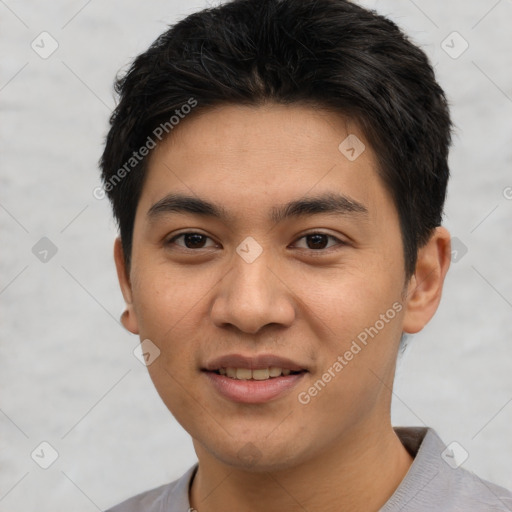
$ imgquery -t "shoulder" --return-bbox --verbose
[447,465,512,511]
[104,464,198,512]
[383,427,512,511]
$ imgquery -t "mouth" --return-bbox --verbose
[203,366,309,404]
[202,354,309,403]
[207,367,306,380]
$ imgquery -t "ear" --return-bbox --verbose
[114,237,139,334]
[402,227,451,334]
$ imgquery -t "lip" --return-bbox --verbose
[202,353,307,372]
[203,371,307,404]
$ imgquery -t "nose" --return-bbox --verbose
[210,247,296,334]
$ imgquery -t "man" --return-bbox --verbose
[100,0,512,510]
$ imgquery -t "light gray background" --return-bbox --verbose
[1,0,511,510]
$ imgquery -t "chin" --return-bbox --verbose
[210,441,308,473]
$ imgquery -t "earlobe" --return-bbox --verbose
[402,227,451,334]
[113,237,139,335]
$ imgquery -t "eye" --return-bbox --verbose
[293,232,345,251]
[166,232,218,250]
[166,231,345,251]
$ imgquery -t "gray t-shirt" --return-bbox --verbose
[105,427,512,511]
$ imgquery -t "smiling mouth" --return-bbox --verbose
[207,367,306,380]
[203,364,308,403]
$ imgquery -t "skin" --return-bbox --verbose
[114,103,451,512]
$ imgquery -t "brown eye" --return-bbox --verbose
[306,234,329,249]
[167,232,216,249]
[294,233,344,251]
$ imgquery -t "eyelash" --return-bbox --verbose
[165,231,346,253]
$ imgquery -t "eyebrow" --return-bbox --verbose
[147,192,368,224]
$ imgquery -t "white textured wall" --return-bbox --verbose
[1,0,511,510]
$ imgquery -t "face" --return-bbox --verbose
[115,103,448,471]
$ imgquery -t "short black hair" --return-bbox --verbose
[100,0,452,278]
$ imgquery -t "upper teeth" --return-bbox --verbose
[219,367,293,380]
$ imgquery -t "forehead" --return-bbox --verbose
[136,103,394,226]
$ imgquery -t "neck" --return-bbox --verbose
[189,421,413,512]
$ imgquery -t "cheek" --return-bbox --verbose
[296,264,404,394]
[132,262,204,335]
[130,266,208,398]
[134,269,204,424]
[295,260,400,336]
